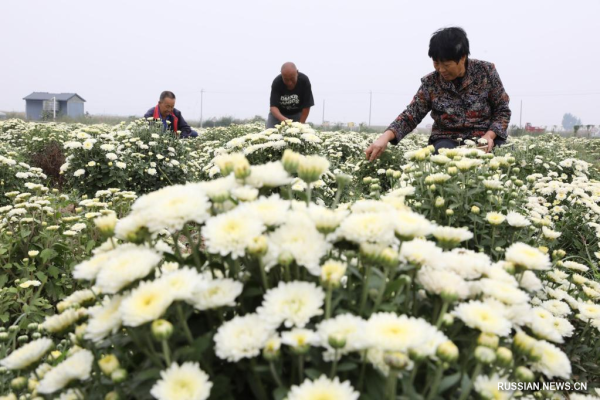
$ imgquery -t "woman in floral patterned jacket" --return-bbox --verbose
[366,27,511,160]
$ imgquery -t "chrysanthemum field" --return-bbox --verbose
[1,118,599,400]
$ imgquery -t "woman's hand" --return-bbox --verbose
[482,130,497,153]
[366,130,395,161]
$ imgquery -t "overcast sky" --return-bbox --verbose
[1,0,599,128]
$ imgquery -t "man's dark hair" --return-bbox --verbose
[428,27,470,63]
[159,91,176,101]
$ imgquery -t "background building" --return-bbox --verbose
[23,92,86,121]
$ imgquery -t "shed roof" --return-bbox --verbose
[23,92,86,102]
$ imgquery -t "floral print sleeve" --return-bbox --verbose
[486,63,511,140]
[386,59,511,144]
[387,84,432,145]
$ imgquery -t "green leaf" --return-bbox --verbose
[304,368,321,380]
[337,362,357,372]
[0,274,8,289]
[35,272,48,283]
[40,248,58,262]
[48,266,60,279]
[273,387,289,400]
[438,372,461,393]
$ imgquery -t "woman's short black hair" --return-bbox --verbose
[428,27,470,63]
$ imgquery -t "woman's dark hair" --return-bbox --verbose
[159,91,176,101]
[428,27,470,63]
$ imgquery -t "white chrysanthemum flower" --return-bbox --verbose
[529,307,564,343]
[281,328,319,349]
[157,268,203,302]
[532,340,571,379]
[41,309,82,333]
[453,300,512,336]
[474,373,513,400]
[73,169,85,177]
[432,226,473,245]
[85,295,123,342]
[394,210,434,239]
[297,155,330,183]
[578,302,600,321]
[541,300,571,317]
[214,314,273,362]
[519,270,543,292]
[257,281,324,329]
[400,239,443,267]
[336,211,396,245]
[542,226,562,240]
[95,245,161,294]
[230,186,259,202]
[366,312,437,352]
[562,261,589,272]
[202,209,264,259]
[506,212,531,228]
[128,184,211,233]
[57,288,96,312]
[417,267,469,300]
[150,362,212,400]
[119,280,174,327]
[316,314,369,360]
[307,204,348,234]
[505,243,551,271]
[480,278,530,305]
[486,212,506,225]
[0,338,53,370]
[240,194,290,226]
[37,350,94,394]
[246,161,292,188]
[19,280,41,288]
[287,375,359,400]
[263,212,330,275]
[192,278,243,310]
[196,175,237,202]
[440,248,491,279]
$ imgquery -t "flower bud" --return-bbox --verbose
[379,247,399,269]
[435,197,445,208]
[28,378,38,392]
[328,333,347,350]
[515,366,535,382]
[31,332,41,340]
[95,213,118,237]
[0,332,10,342]
[282,149,301,174]
[445,209,454,216]
[98,354,120,376]
[436,341,459,363]
[105,392,121,400]
[8,326,19,333]
[392,171,401,179]
[369,184,381,192]
[247,235,268,257]
[496,347,513,367]
[321,260,347,288]
[335,173,352,188]
[441,313,454,327]
[298,155,330,183]
[513,331,536,356]
[27,323,38,332]
[447,166,458,175]
[111,368,128,384]
[474,345,496,364]
[151,319,173,341]
[471,206,480,214]
[262,336,281,361]
[383,351,410,370]
[233,160,251,180]
[362,177,372,184]
[17,335,28,344]
[278,251,294,267]
[11,377,27,392]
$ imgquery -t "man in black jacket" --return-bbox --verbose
[144,91,198,138]
[267,62,315,128]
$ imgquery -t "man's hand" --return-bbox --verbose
[365,130,395,161]
[482,130,497,153]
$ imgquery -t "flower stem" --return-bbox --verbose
[298,354,305,384]
[258,259,269,290]
[359,264,372,316]
[435,300,450,328]
[269,361,285,388]
[372,267,390,315]
[306,183,312,205]
[325,284,333,319]
[250,358,268,400]
[458,363,482,400]
[387,370,398,400]
[425,362,444,400]
[358,350,368,392]
[161,340,171,365]
[177,304,194,345]
[330,349,339,378]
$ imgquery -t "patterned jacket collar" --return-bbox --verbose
[437,59,473,94]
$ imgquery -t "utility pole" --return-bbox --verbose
[519,100,522,129]
[53,96,56,120]
[369,90,372,127]
[322,99,325,125]
[200,89,204,129]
